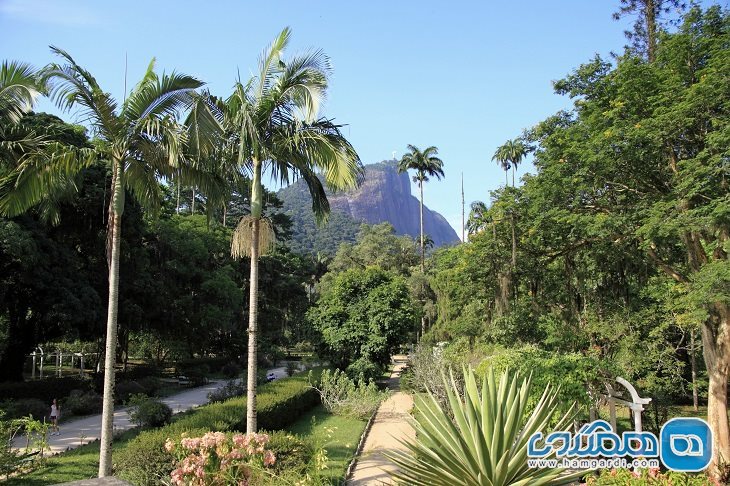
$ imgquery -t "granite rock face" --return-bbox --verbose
[279,160,459,251]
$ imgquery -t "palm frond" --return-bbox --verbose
[0,143,97,219]
[0,60,44,124]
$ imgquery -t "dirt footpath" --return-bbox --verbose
[348,357,414,485]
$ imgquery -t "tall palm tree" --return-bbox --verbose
[226,28,362,434]
[0,48,208,477]
[492,138,527,187]
[398,144,444,272]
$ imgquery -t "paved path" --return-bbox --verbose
[12,364,295,455]
[348,357,414,485]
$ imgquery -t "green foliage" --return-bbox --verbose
[115,371,323,484]
[0,398,47,421]
[63,390,102,416]
[0,377,91,403]
[586,467,715,485]
[127,394,172,428]
[386,367,583,486]
[475,345,607,415]
[262,430,313,474]
[309,267,415,376]
[207,380,245,403]
[310,368,388,420]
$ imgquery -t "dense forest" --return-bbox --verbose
[423,4,730,465]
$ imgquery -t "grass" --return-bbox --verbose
[284,404,368,485]
[5,428,140,485]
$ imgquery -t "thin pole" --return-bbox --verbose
[461,172,465,242]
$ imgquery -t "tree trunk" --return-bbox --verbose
[690,328,699,411]
[98,158,124,477]
[246,160,263,435]
[702,301,730,474]
[646,0,657,62]
[223,203,227,227]
[512,166,515,187]
[505,170,508,187]
[511,212,517,270]
[419,180,425,273]
[191,187,196,214]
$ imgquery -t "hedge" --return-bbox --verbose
[115,368,324,484]
[0,376,91,403]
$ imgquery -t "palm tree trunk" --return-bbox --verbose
[223,203,227,227]
[511,212,517,270]
[98,158,124,477]
[246,159,263,434]
[512,166,515,187]
[505,170,508,187]
[419,180,425,273]
[191,187,196,214]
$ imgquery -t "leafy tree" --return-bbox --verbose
[0,48,207,476]
[309,267,414,380]
[224,28,362,434]
[398,144,444,272]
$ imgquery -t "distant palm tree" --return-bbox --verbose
[0,48,208,477]
[225,28,362,434]
[492,138,527,187]
[466,201,490,235]
[398,144,444,272]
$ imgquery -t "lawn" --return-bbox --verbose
[284,404,368,484]
[5,428,139,485]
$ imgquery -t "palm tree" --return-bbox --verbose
[398,144,444,272]
[492,138,527,187]
[0,61,47,169]
[466,201,490,235]
[0,48,207,477]
[226,28,362,434]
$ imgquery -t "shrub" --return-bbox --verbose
[123,363,161,381]
[115,380,146,404]
[135,376,162,396]
[165,432,276,485]
[207,380,245,403]
[585,468,714,485]
[64,389,102,415]
[0,376,90,403]
[311,368,388,420]
[115,370,325,483]
[285,361,299,377]
[220,362,241,378]
[0,398,48,421]
[176,364,209,387]
[127,394,172,428]
[263,431,312,474]
[345,357,382,383]
[115,426,207,486]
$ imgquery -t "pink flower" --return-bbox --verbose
[164,438,175,453]
[263,450,276,467]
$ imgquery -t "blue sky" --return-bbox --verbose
[0,1,709,238]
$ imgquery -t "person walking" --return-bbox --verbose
[49,398,60,436]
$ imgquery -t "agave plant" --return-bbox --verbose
[386,367,585,486]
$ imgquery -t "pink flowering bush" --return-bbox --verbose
[165,431,276,485]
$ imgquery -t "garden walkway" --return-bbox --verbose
[348,356,415,485]
[12,364,292,455]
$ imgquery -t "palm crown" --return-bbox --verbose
[398,144,444,184]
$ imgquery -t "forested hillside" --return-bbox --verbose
[279,160,459,255]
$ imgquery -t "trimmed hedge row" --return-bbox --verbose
[115,369,324,485]
[0,376,91,403]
